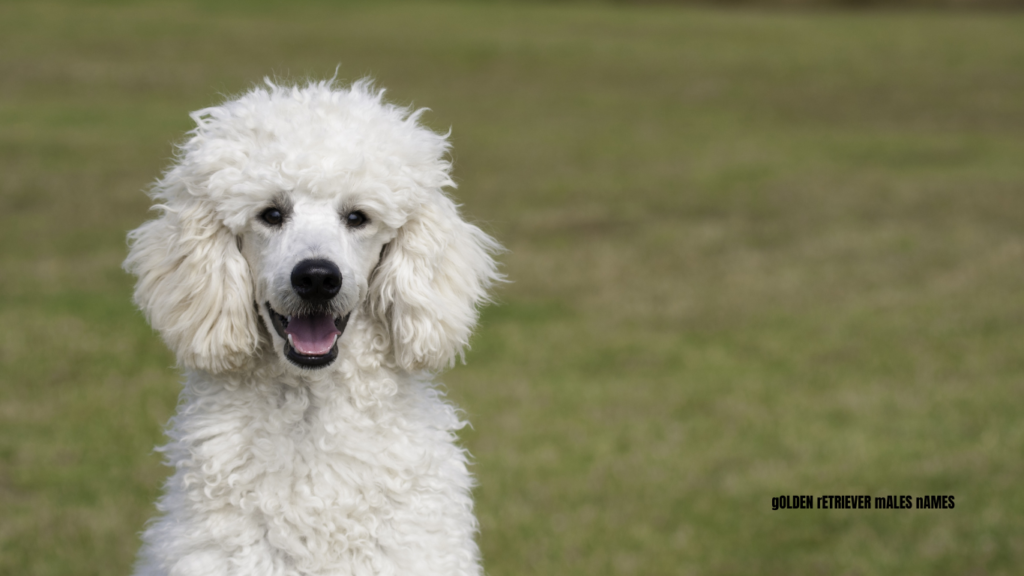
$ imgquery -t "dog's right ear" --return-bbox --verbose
[124,178,259,373]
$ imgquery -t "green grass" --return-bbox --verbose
[2,2,1024,575]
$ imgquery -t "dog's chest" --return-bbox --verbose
[170,378,474,573]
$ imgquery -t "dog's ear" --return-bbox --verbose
[368,192,502,373]
[124,182,259,373]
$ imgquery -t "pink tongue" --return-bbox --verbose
[285,314,340,356]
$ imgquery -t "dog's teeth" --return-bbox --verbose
[287,334,294,348]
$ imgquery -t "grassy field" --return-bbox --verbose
[2,1,1024,574]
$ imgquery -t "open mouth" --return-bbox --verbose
[266,302,351,368]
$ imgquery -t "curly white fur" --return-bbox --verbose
[124,79,502,576]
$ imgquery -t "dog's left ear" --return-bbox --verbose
[124,180,260,373]
[368,192,502,373]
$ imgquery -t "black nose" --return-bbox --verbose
[291,259,342,302]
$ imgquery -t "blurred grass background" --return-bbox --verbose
[2,1,1024,575]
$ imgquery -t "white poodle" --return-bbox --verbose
[124,79,502,576]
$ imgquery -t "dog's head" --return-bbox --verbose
[125,80,501,374]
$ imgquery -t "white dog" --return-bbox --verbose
[124,80,501,576]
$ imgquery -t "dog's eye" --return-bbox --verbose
[260,207,284,227]
[346,211,368,228]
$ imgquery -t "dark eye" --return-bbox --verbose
[346,210,368,228]
[260,207,283,227]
